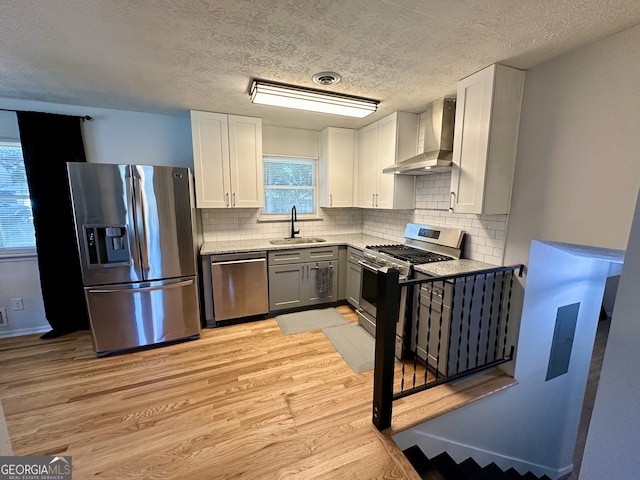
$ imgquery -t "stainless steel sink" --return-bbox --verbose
[269,237,327,245]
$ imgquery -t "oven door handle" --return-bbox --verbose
[358,259,382,273]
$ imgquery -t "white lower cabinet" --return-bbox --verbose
[268,247,339,312]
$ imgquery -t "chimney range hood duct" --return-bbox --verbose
[383,97,456,175]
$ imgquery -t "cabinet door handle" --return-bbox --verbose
[375,193,378,207]
[232,192,236,207]
[330,193,333,207]
[449,192,455,212]
[226,192,230,207]
[311,263,333,271]
[372,193,375,207]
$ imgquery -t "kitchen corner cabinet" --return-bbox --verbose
[356,111,417,209]
[268,246,339,312]
[190,110,264,208]
[450,64,525,215]
[319,127,355,207]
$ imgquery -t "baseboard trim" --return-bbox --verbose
[0,325,50,339]
[394,430,573,479]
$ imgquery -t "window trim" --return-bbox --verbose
[0,140,37,256]
[260,154,320,221]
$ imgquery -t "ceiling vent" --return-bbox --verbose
[312,72,341,86]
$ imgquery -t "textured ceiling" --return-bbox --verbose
[1,0,640,131]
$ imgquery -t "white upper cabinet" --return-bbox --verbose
[356,121,379,208]
[356,111,418,209]
[450,64,525,214]
[319,127,355,208]
[191,110,263,208]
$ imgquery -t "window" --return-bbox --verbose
[0,142,36,252]
[263,155,317,215]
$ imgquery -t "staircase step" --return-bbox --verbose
[402,445,447,480]
[430,452,470,479]
[505,467,525,479]
[521,473,539,480]
[402,445,432,478]
[404,447,550,480]
[458,457,492,480]
[483,462,512,480]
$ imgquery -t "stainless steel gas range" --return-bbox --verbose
[356,223,465,341]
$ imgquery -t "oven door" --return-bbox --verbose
[358,260,380,319]
[357,259,408,360]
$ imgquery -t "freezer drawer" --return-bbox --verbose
[85,276,201,355]
[211,252,269,322]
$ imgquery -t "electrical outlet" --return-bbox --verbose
[0,307,7,327]
[11,298,24,311]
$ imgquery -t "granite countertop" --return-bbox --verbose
[200,233,389,255]
[201,235,505,276]
[414,259,503,277]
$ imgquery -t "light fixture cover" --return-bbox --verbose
[249,79,379,118]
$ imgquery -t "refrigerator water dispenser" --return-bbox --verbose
[84,225,131,265]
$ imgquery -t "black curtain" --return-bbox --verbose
[16,111,90,338]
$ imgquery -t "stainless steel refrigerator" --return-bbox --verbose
[66,162,201,356]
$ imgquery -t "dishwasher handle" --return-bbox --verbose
[210,251,267,263]
[211,258,266,266]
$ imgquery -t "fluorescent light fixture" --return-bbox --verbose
[249,79,379,118]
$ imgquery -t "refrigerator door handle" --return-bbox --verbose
[127,169,141,272]
[133,169,151,273]
[88,278,194,294]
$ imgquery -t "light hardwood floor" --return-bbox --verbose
[0,305,515,479]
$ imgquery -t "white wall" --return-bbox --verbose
[1,99,194,167]
[393,21,640,479]
[0,256,47,336]
[0,111,20,140]
[504,24,640,268]
[580,190,640,478]
[0,99,193,337]
[262,125,319,158]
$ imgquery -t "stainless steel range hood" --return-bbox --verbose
[383,97,456,175]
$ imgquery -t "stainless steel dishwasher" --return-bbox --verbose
[210,251,269,322]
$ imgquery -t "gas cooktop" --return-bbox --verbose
[365,244,454,264]
[361,223,465,273]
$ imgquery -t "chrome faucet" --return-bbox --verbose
[290,205,300,238]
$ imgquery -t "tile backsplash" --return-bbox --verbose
[200,207,363,242]
[200,172,507,265]
[362,172,507,265]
